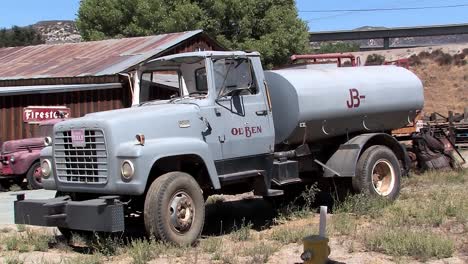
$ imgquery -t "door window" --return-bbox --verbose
[213,58,257,97]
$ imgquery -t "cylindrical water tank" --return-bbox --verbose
[265,66,424,144]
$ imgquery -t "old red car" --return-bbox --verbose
[0,119,62,190]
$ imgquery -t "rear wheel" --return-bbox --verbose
[144,171,205,245]
[27,162,43,190]
[352,145,401,200]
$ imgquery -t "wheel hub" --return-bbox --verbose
[371,159,395,196]
[169,191,194,233]
[33,167,42,183]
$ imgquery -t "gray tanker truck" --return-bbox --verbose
[14,51,424,245]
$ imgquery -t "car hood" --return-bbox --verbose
[1,138,44,154]
[54,102,205,145]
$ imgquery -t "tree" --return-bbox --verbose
[0,26,44,48]
[77,0,310,68]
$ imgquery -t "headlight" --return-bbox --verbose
[41,159,52,178]
[44,137,52,146]
[9,156,15,163]
[121,160,135,181]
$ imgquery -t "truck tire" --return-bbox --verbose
[144,172,205,245]
[352,145,401,200]
[26,162,43,190]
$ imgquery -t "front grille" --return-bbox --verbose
[54,129,108,184]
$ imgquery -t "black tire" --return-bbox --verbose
[26,162,43,190]
[352,145,401,200]
[144,171,205,245]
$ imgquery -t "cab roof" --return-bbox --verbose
[146,51,260,65]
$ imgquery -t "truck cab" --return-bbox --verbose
[14,51,421,245]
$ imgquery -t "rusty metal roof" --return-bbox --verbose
[0,30,203,80]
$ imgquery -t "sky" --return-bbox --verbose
[0,0,467,31]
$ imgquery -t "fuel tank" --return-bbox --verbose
[265,66,424,144]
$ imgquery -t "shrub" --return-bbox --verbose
[328,213,358,236]
[90,234,124,256]
[409,54,422,66]
[365,54,386,65]
[127,239,155,264]
[462,48,468,56]
[334,194,391,218]
[417,51,431,59]
[276,184,320,221]
[453,53,467,66]
[231,219,253,241]
[435,53,453,65]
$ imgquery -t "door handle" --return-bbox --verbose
[256,110,268,116]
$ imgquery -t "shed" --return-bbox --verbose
[0,30,224,142]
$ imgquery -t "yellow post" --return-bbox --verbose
[301,206,330,264]
[301,235,330,264]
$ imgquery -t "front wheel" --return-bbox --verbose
[352,145,401,200]
[144,172,205,245]
[27,162,43,190]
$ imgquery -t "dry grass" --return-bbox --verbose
[0,170,465,263]
[364,228,454,261]
[328,169,468,261]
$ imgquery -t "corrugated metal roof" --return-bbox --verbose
[0,30,203,80]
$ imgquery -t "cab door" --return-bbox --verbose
[211,57,274,160]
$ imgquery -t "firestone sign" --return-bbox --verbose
[23,106,71,123]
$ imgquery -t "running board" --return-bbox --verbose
[218,170,265,184]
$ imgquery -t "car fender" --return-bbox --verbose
[323,133,409,177]
[116,137,220,191]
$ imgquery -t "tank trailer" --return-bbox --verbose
[14,51,424,245]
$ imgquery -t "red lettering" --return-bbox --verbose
[257,126,262,133]
[346,88,361,108]
[245,127,252,137]
[231,128,238,135]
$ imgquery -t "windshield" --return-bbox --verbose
[139,58,208,104]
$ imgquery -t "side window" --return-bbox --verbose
[195,68,208,92]
[140,70,180,102]
[213,58,258,97]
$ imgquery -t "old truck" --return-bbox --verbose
[14,51,423,245]
[1,120,62,190]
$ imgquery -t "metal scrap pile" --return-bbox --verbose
[407,109,468,171]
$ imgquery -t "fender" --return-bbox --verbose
[9,150,41,175]
[323,133,409,177]
[40,146,57,190]
[116,137,221,192]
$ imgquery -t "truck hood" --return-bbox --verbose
[1,138,44,154]
[54,103,205,145]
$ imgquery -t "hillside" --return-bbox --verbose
[412,60,468,114]
[32,20,81,44]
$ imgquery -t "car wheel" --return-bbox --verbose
[352,145,401,200]
[144,171,205,245]
[27,162,43,190]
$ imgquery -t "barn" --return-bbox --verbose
[0,30,224,142]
